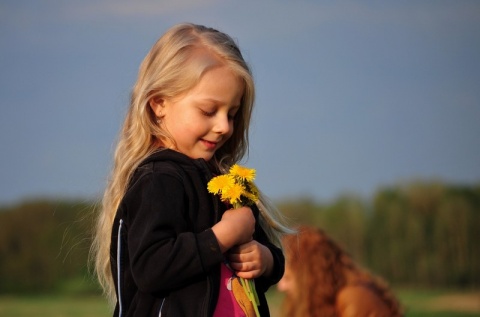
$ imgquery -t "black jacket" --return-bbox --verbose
[110,149,284,316]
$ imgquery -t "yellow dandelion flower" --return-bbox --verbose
[243,191,259,205]
[230,164,256,182]
[222,183,245,206]
[206,164,261,317]
[207,175,234,195]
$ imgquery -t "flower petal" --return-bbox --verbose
[222,183,245,205]
[230,165,256,182]
[207,175,234,194]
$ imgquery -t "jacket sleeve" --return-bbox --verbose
[122,170,224,294]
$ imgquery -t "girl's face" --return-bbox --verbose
[151,65,244,161]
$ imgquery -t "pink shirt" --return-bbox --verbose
[213,263,246,317]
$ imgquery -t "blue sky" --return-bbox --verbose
[1,1,479,204]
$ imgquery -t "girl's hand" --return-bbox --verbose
[227,240,274,279]
[212,207,255,253]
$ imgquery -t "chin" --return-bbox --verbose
[190,152,215,161]
[202,155,214,161]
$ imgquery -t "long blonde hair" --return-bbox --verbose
[92,23,290,302]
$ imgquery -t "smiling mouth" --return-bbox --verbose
[202,139,218,150]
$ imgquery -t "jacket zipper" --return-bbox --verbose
[158,298,165,317]
[117,219,166,317]
[117,219,124,317]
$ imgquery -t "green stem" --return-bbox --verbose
[233,202,261,317]
[239,277,261,317]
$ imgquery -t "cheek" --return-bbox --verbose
[168,115,196,136]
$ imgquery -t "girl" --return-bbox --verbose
[92,23,290,317]
[278,226,403,317]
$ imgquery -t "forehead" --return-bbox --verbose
[188,65,245,103]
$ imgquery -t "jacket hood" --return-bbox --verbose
[139,148,210,170]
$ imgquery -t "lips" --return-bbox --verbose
[201,139,218,150]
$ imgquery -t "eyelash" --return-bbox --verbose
[201,110,236,120]
[201,110,216,117]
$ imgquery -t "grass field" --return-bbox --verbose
[395,288,480,317]
[0,289,478,316]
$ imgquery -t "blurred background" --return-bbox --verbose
[1,1,479,316]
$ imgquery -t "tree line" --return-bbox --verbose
[0,181,478,294]
[0,199,98,294]
[279,181,480,289]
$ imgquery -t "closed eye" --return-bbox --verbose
[199,106,238,120]
[200,109,216,117]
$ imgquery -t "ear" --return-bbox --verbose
[149,97,165,118]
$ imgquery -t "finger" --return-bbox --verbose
[236,270,260,279]
[233,240,256,252]
[230,260,252,272]
[229,245,241,254]
[229,245,250,256]
[228,251,255,263]
[228,253,241,263]
[231,259,261,272]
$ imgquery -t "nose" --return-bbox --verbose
[213,113,231,135]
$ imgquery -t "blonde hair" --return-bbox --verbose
[92,23,291,303]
